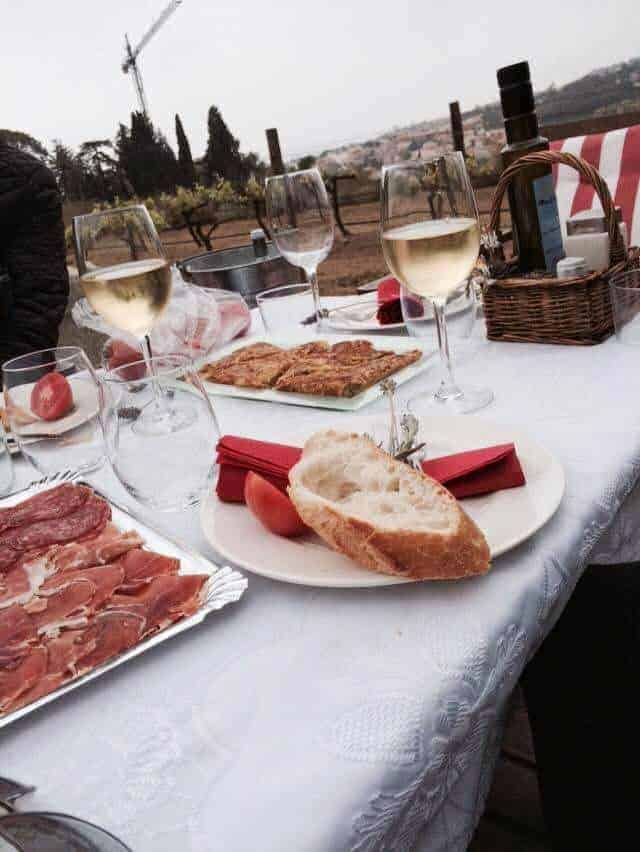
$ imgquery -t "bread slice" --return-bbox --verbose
[288,430,490,580]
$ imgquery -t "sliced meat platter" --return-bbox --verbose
[0,483,212,717]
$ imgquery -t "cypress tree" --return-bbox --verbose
[204,105,245,185]
[175,114,197,188]
[116,112,179,196]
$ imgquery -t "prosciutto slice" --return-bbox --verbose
[116,549,179,593]
[0,605,37,662]
[75,610,145,674]
[41,562,125,612]
[0,553,51,610]
[0,646,47,712]
[51,524,143,573]
[0,484,90,535]
[110,573,208,636]
[25,577,95,635]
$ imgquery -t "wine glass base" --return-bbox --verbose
[132,397,198,437]
[408,385,494,416]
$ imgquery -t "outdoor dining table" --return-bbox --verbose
[2,298,640,852]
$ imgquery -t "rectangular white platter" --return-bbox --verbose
[198,332,433,411]
[0,473,247,729]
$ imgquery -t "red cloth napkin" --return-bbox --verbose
[216,437,525,503]
[216,436,301,502]
[377,277,401,303]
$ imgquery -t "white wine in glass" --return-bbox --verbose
[381,154,492,414]
[80,258,171,338]
[73,205,194,435]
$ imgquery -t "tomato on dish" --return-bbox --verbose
[30,372,74,421]
[244,471,308,538]
[107,339,145,381]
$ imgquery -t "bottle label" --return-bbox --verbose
[533,174,565,273]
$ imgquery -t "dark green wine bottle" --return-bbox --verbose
[498,61,564,273]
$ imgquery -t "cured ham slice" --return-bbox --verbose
[0,605,37,661]
[0,484,90,535]
[51,524,143,573]
[0,646,47,712]
[75,610,145,674]
[25,577,95,635]
[0,553,50,610]
[110,574,208,636]
[41,562,125,612]
[0,491,110,555]
[116,549,179,593]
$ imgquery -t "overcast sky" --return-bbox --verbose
[3,0,639,162]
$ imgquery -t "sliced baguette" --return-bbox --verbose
[288,430,490,580]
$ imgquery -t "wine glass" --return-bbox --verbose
[265,168,334,329]
[380,153,493,413]
[100,354,219,511]
[72,205,193,434]
[2,347,105,477]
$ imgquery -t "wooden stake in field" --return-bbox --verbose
[449,101,466,157]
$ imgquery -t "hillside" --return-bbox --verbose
[315,56,640,177]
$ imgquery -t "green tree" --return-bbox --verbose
[50,140,86,200]
[204,105,244,185]
[116,112,179,196]
[175,113,197,188]
[297,154,316,170]
[0,129,48,160]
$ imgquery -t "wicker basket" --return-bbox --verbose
[483,150,637,345]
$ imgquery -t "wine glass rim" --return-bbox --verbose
[102,353,194,383]
[73,204,149,223]
[0,811,133,850]
[382,152,466,174]
[265,166,322,183]
[256,283,312,302]
[2,346,86,374]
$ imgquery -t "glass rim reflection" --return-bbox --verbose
[72,204,148,226]
[103,353,194,385]
[265,166,323,185]
[3,346,87,375]
[256,283,312,303]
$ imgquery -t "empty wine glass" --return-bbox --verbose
[101,355,219,511]
[2,347,105,477]
[265,168,334,329]
[72,205,194,435]
[381,153,493,413]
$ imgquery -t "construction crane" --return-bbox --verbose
[122,0,183,118]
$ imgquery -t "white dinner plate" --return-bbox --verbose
[199,333,433,411]
[200,415,565,588]
[8,381,99,438]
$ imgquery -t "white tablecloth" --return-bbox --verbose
[3,310,640,852]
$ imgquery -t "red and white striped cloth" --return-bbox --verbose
[551,124,640,247]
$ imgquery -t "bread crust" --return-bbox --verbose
[288,431,490,581]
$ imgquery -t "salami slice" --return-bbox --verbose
[0,484,91,535]
[1,493,110,555]
[0,646,47,712]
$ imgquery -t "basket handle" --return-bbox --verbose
[489,150,627,265]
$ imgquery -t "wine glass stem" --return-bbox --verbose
[432,299,463,401]
[307,268,323,327]
[142,334,165,411]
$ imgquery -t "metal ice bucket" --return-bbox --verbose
[177,241,303,308]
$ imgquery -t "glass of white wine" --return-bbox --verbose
[380,153,493,414]
[265,168,334,329]
[72,205,195,434]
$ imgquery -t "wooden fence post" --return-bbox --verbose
[449,101,466,157]
[329,175,352,239]
[266,128,285,175]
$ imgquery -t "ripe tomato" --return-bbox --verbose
[30,372,74,421]
[244,471,308,538]
[107,339,145,381]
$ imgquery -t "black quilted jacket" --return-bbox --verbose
[0,144,69,372]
